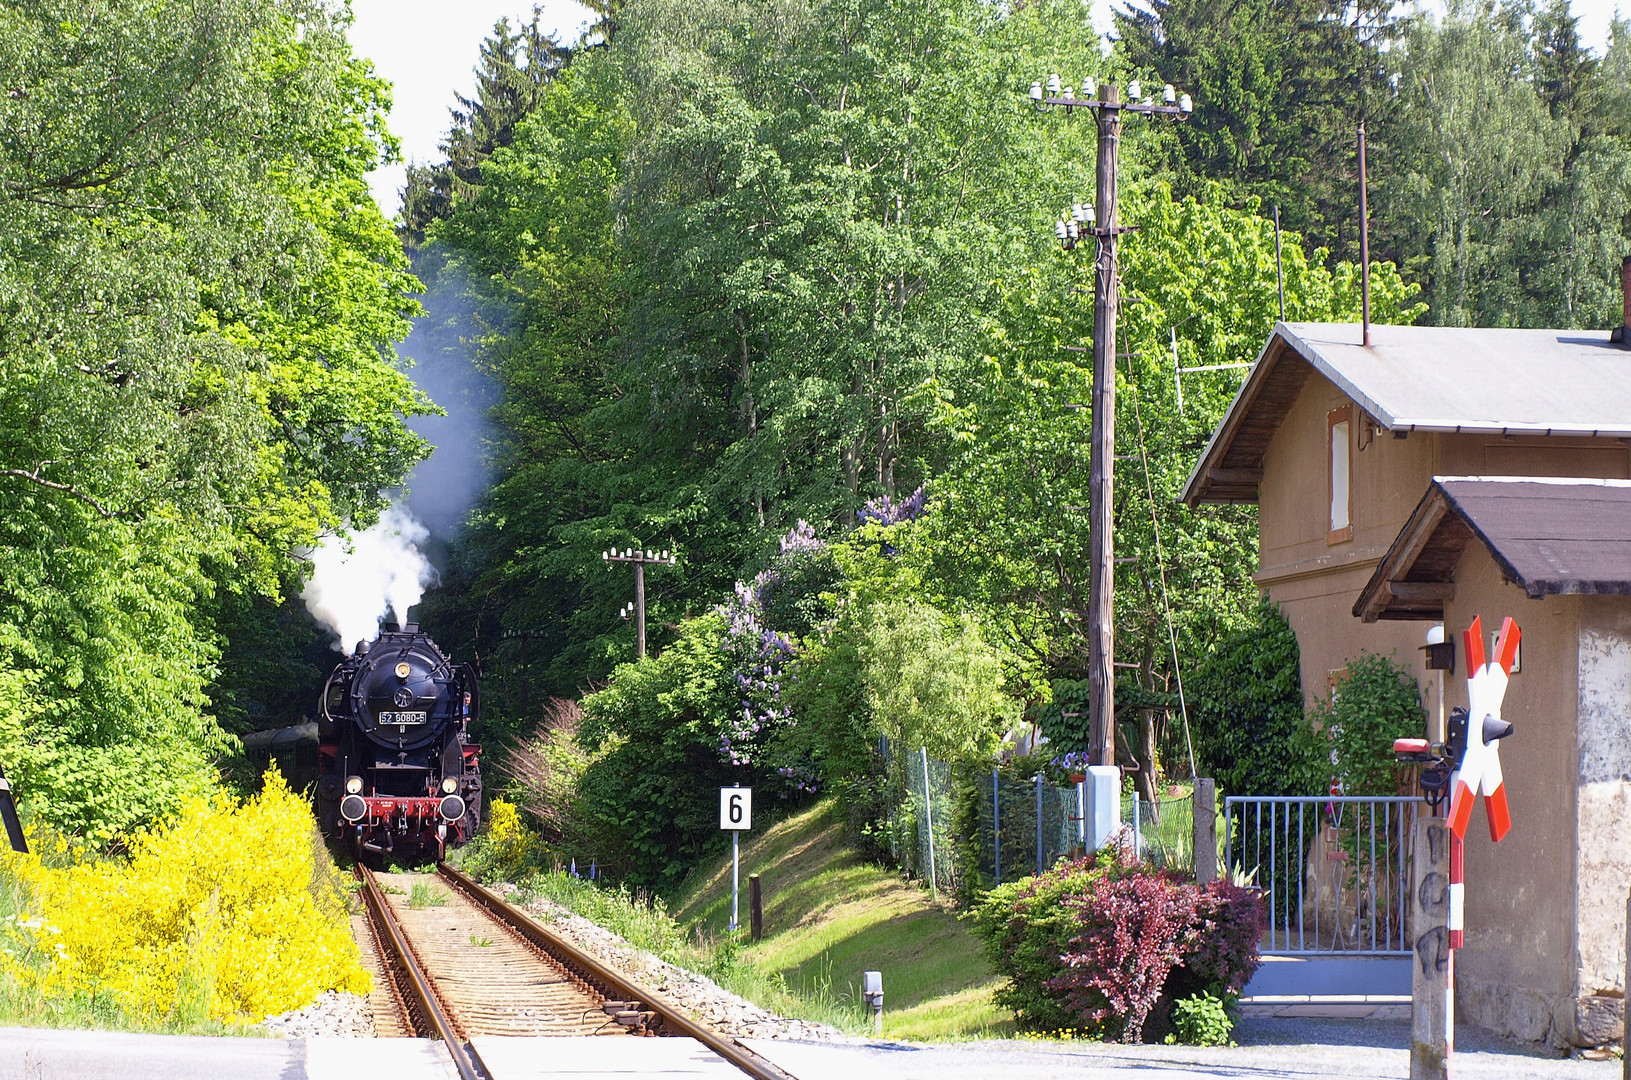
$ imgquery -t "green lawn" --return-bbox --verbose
[671,798,1014,1040]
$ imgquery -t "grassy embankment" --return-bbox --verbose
[668,798,1013,1041]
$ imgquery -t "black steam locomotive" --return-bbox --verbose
[316,622,482,860]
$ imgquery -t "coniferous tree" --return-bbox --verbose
[1113,0,1402,260]
[1380,0,1630,327]
[398,8,570,255]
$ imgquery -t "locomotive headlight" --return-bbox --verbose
[440,777,459,794]
[394,662,411,679]
[345,776,363,795]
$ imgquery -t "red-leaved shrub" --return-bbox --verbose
[970,854,1266,1040]
[1049,870,1195,1039]
[1181,879,1268,998]
[1043,871,1265,1041]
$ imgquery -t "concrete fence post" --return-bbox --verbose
[1194,778,1217,884]
[1412,815,1451,1080]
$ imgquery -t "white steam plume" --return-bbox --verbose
[302,504,438,654]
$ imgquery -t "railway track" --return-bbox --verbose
[353,862,800,1080]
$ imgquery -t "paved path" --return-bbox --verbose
[748,1019,1617,1080]
[0,1028,458,1080]
[0,1021,1617,1079]
[473,1035,749,1077]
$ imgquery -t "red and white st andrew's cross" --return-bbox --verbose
[1446,615,1519,948]
[1449,615,1518,844]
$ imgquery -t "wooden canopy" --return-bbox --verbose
[1354,477,1631,622]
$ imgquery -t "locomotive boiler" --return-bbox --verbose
[317,622,482,860]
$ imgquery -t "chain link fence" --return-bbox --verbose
[889,746,1201,898]
[965,770,1081,889]
[1125,789,1196,873]
[898,748,957,897]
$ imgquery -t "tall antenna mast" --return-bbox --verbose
[1273,204,1285,322]
[1359,123,1372,347]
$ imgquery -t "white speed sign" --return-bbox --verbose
[719,787,752,830]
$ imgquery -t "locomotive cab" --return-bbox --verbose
[317,622,482,860]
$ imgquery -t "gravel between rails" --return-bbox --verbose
[269,876,854,1041]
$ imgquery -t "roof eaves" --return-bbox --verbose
[1436,475,1631,488]
[1387,419,1631,438]
[1354,481,1451,622]
[1179,326,1286,507]
[1275,324,1401,432]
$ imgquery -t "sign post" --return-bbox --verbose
[1394,616,1521,1080]
[719,786,752,932]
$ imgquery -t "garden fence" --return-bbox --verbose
[1224,795,1420,955]
[896,749,1196,897]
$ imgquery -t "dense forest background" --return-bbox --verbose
[403,0,1630,717]
[2,0,1628,850]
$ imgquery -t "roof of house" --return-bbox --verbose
[1354,477,1631,621]
[1182,322,1631,506]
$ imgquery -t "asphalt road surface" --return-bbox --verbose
[0,1021,1617,1080]
[748,1018,1619,1080]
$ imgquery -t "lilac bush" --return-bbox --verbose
[779,518,824,555]
[716,521,830,770]
[857,486,927,528]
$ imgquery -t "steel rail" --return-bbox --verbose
[437,862,801,1080]
[356,865,484,1080]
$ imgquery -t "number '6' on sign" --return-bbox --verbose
[720,787,752,831]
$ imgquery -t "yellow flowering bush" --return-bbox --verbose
[461,798,540,883]
[0,770,367,1025]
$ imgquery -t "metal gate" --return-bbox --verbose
[1224,795,1421,955]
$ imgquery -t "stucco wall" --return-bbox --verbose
[1256,372,1436,702]
[1438,436,1631,480]
[1256,378,1630,712]
[1573,597,1631,1044]
[1440,544,1580,1045]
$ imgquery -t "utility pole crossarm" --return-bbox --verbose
[601,545,678,660]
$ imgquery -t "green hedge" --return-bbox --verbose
[1189,598,1318,798]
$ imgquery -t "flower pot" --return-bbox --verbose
[1069,772,1087,784]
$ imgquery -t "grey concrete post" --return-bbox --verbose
[1412,816,1451,1080]
[1194,778,1217,884]
[1084,765,1120,852]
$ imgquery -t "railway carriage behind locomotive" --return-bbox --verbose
[317,622,482,859]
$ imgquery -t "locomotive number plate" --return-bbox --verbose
[379,710,428,725]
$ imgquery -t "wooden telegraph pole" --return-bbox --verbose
[1087,83,1120,768]
[1031,75,1191,768]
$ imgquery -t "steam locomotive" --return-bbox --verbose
[316,622,482,860]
